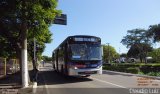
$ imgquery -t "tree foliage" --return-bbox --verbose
[0,0,60,59]
[148,24,160,42]
[102,45,118,63]
[127,43,153,62]
[121,29,151,48]
[148,48,160,62]
[121,29,152,63]
[42,55,52,62]
[120,53,127,57]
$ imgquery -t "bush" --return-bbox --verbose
[103,63,160,75]
[156,72,160,76]
[140,64,160,73]
[146,72,160,76]
[138,71,144,75]
[147,72,157,76]
[126,67,139,74]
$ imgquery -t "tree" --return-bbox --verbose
[0,0,60,65]
[148,48,160,63]
[42,55,52,62]
[127,43,153,62]
[148,24,160,42]
[0,0,60,87]
[121,29,151,47]
[0,34,17,58]
[102,45,118,63]
[121,29,152,63]
[120,53,127,58]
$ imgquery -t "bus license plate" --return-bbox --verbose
[91,64,97,67]
[85,71,93,74]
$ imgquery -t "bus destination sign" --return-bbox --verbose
[74,37,100,42]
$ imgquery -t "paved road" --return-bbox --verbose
[36,63,160,94]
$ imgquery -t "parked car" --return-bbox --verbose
[0,63,18,75]
[127,58,137,63]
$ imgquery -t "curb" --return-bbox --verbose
[0,75,9,80]
[0,84,21,88]
[32,82,37,94]
[103,70,160,80]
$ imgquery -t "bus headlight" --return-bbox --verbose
[70,65,78,69]
[97,65,102,69]
[73,66,78,69]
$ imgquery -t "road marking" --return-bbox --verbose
[41,71,50,94]
[44,84,50,94]
[155,80,160,82]
[32,82,37,93]
[150,79,160,83]
[90,77,127,88]
[103,70,160,81]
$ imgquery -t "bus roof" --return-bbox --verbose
[68,35,100,38]
[53,35,101,52]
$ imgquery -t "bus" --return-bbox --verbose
[52,35,103,77]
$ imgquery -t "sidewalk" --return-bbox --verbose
[0,70,35,94]
[0,72,21,88]
[0,63,45,94]
[0,75,6,79]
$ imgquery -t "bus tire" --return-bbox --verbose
[61,65,64,74]
[83,75,90,77]
[53,64,55,69]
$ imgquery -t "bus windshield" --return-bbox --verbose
[70,44,102,60]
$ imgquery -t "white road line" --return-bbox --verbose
[41,72,50,94]
[32,82,37,94]
[153,79,160,83]
[44,84,50,94]
[90,77,127,88]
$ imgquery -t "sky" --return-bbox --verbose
[42,0,160,57]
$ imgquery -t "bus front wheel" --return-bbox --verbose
[83,75,90,77]
[61,65,64,74]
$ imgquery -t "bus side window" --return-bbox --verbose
[56,50,58,63]
[64,43,68,62]
[67,44,71,59]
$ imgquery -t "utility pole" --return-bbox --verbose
[33,38,37,70]
[33,38,38,82]
[106,43,110,63]
[119,47,121,54]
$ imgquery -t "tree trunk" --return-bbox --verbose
[144,52,147,64]
[15,47,22,84]
[20,0,29,88]
[21,24,28,87]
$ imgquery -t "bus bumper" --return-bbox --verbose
[68,66,102,76]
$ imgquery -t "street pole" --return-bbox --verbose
[33,37,38,82]
[33,38,37,70]
[119,47,121,63]
[106,43,110,63]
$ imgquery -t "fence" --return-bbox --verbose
[0,57,20,77]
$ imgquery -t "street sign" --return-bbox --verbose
[54,14,67,25]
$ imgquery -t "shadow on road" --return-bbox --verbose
[0,72,21,88]
[37,70,93,86]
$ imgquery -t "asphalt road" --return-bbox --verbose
[36,63,160,94]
